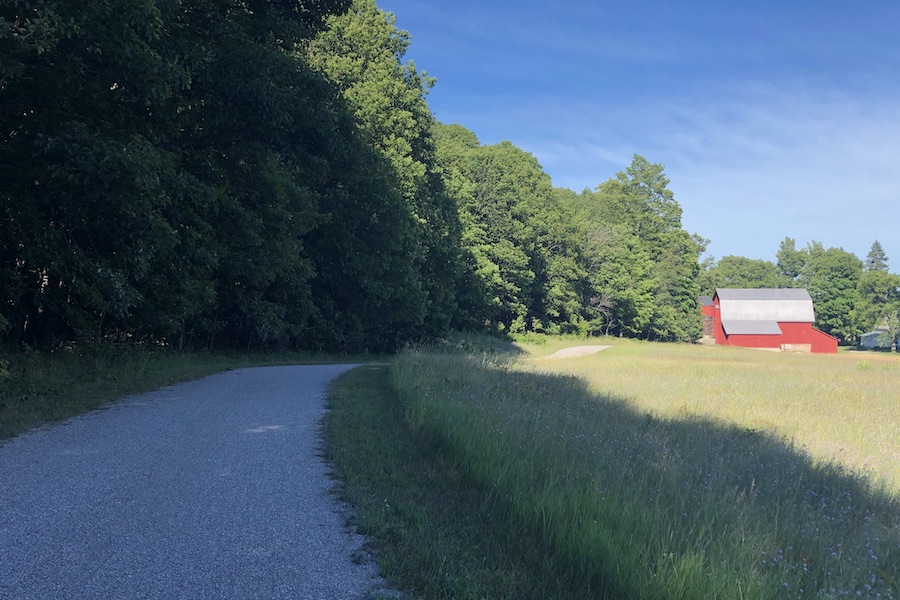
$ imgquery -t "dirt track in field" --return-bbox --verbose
[542,345,612,359]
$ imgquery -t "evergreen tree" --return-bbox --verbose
[864,240,889,272]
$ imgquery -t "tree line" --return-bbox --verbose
[2,0,711,352]
[22,0,896,353]
[4,0,893,352]
[702,239,900,348]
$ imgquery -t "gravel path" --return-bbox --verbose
[0,365,389,600]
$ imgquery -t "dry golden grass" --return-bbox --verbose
[389,344,899,598]
[520,339,900,493]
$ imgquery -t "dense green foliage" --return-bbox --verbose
[704,255,783,290]
[857,242,900,350]
[800,243,863,341]
[1,0,710,352]
[574,157,706,341]
[1,0,429,351]
[433,126,705,342]
[6,0,883,352]
[304,0,471,336]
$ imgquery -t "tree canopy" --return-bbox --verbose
[705,256,784,290]
[574,156,705,341]
[8,0,882,352]
[1,0,429,351]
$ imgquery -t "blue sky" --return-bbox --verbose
[377,0,900,266]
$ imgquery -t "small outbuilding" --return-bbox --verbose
[707,288,838,354]
[860,328,890,350]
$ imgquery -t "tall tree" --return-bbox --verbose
[882,309,900,352]
[855,269,900,345]
[799,243,863,342]
[432,125,531,329]
[864,240,889,272]
[430,123,492,328]
[465,141,542,330]
[1,0,443,352]
[1,0,207,345]
[776,237,805,284]
[581,223,655,336]
[151,0,380,350]
[431,125,588,333]
[584,155,704,341]
[304,0,465,337]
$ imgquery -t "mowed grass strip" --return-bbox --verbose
[323,364,596,599]
[382,349,898,599]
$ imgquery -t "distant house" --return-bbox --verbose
[705,288,838,354]
[860,327,890,350]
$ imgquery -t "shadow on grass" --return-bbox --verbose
[325,364,594,600]
[331,353,899,599]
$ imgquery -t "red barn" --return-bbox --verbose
[708,288,838,354]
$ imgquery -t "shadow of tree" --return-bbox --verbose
[391,352,899,599]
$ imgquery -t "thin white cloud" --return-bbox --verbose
[485,84,900,262]
[645,89,900,261]
[380,0,900,264]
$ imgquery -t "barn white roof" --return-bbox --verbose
[721,320,784,335]
[715,288,815,334]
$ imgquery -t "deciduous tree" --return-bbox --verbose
[800,243,862,342]
[776,237,805,284]
[304,0,468,336]
[705,256,783,291]
[581,155,704,341]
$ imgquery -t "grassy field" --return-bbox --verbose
[523,339,900,493]
[328,338,899,599]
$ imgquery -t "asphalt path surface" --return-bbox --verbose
[0,365,387,599]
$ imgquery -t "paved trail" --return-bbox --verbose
[0,365,386,600]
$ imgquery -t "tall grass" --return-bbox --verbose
[390,347,898,599]
[526,341,899,492]
[324,365,595,599]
